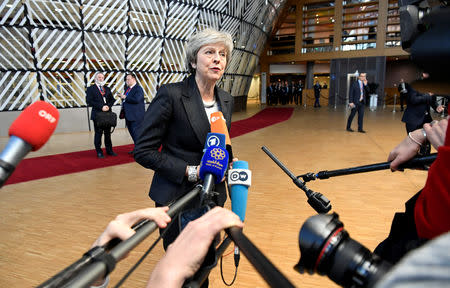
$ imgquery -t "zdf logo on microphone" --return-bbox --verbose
[38,110,57,123]
[211,115,226,123]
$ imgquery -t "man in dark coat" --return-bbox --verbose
[120,73,145,154]
[86,72,117,158]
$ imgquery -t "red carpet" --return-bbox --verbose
[230,107,294,138]
[5,107,293,186]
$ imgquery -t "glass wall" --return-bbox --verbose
[302,1,335,53]
[0,0,285,111]
[341,0,378,51]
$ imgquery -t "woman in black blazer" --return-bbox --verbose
[134,28,234,252]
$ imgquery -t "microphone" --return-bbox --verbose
[203,132,226,152]
[198,145,229,202]
[0,101,59,187]
[228,160,252,268]
[210,111,233,161]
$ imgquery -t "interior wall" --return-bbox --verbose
[247,76,260,101]
[385,60,420,88]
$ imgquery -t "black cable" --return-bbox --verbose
[220,252,238,286]
[113,217,177,288]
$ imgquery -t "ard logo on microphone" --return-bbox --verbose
[39,110,57,123]
[207,135,221,148]
[230,171,249,182]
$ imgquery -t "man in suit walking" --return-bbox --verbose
[120,73,145,154]
[86,72,117,158]
[346,72,368,133]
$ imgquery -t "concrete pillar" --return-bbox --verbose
[306,61,314,89]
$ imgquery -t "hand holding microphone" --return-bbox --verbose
[0,101,59,187]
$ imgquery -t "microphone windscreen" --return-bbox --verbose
[210,111,231,146]
[203,132,226,151]
[229,161,251,222]
[199,146,229,184]
[9,101,59,151]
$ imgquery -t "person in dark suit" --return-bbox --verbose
[295,80,304,105]
[86,72,117,158]
[267,82,274,105]
[288,81,293,104]
[134,28,234,261]
[346,72,369,133]
[120,73,145,154]
[401,73,444,134]
[314,81,321,107]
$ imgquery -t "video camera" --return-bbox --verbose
[399,0,450,80]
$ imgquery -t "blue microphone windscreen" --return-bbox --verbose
[230,161,249,222]
[231,160,248,170]
[203,133,226,151]
[199,146,229,184]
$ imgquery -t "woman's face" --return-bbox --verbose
[192,43,227,83]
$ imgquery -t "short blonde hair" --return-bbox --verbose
[185,28,233,74]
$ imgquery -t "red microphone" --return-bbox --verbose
[0,101,59,187]
[210,111,233,162]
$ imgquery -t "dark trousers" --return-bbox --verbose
[126,119,141,144]
[93,121,112,154]
[400,93,407,111]
[156,199,216,288]
[374,192,427,264]
[314,96,320,107]
[347,103,365,131]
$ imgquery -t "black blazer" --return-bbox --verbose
[134,75,234,205]
[86,85,115,121]
[349,80,368,105]
[401,84,437,125]
[123,84,145,122]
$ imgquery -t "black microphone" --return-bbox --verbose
[0,101,59,187]
[261,146,331,214]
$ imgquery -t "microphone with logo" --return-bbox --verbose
[210,111,233,162]
[198,139,229,205]
[203,132,226,153]
[0,101,59,188]
[228,160,251,270]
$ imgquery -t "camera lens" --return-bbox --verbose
[294,213,392,288]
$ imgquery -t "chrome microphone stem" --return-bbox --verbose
[0,136,32,187]
[200,174,215,205]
